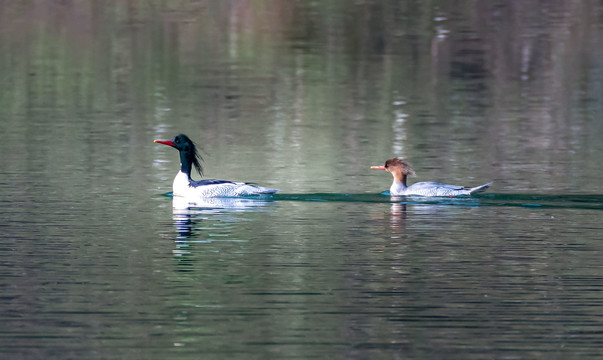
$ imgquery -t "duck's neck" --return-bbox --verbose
[179,152,193,180]
[392,170,408,186]
[390,171,408,195]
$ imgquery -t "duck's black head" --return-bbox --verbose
[154,134,203,178]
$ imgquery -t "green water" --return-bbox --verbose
[2,1,603,359]
[274,193,603,210]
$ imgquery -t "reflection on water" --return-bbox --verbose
[171,195,276,256]
[2,1,603,359]
[158,193,603,359]
[384,201,409,241]
[171,194,276,211]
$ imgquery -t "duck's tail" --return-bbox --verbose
[468,182,492,194]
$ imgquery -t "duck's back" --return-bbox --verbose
[403,181,491,196]
[404,181,467,196]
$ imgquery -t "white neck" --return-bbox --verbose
[390,181,407,195]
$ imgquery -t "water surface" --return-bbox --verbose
[2,1,603,359]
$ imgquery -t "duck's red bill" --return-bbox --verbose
[370,165,386,170]
[154,140,175,147]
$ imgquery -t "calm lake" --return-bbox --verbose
[2,1,603,359]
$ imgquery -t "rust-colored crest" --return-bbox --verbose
[385,158,416,177]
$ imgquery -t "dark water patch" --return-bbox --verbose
[273,193,603,211]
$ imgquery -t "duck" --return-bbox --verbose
[154,134,278,198]
[371,157,491,196]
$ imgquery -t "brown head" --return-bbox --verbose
[370,158,416,184]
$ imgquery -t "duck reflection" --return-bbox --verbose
[388,197,408,233]
[172,195,276,211]
[171,195,275,255]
